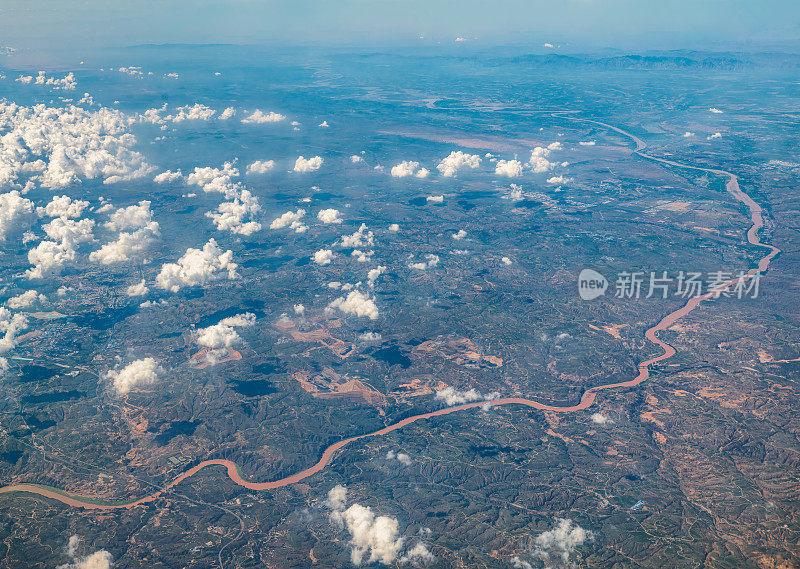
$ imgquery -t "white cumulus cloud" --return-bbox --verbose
[294,155,323,173]
[408,254,439,270]
[37,195,89,219]
[104,200,155,231]
[242,110,286,124]
[528,146,558,173]
[156,239,238,292]
[313,249,335,265]
[91,201,159,264]
[399,542,435,566]
[318,208,343,224]
[0,191,35,240]
[532,518,593,568]
[340,224,374,248]
[326,485,405,566]
[195,312,256,350]
[206,189,262,235]
[270,209,307,233]
[0,308,29,363]
[386,450,412,466]
[436,151,481,177]
[106,357,161,395]
[90,222,159,264]
[367,265,386,287]
[246,160,275,174]
[495,159,524,177]
[435,386,500,406]
[57,535,112,569]
[125,280,149,297]
[327,290,379,320]
[391,161,428,178]
[7,290,45,309]
[0,100,151,190]
[153,170,182,183]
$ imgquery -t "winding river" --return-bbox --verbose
[0,120,780,510]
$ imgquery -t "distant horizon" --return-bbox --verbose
[2,0,799,53]
[8,39,800,71]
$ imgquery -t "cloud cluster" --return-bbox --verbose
[42,217,95,247]
[547,175,571,185]
[195,312,256,351]
[510,557,533,569]
[126,279,149,297]
[142,103,219,123]
[590,412,611,425]
[0,190,35,241]
[532,518,593,568]
[90,223,159,264]
[358,331,382,343]
[317,208,343,224]
[26,240,77,278]
[27,217,95,278]
[246,160,275,174]
[408,254,439,270]
[385,450,412,466]
[106,357,161,395]
[16,71,76,90]
[206,190,262,236]
[294,155,323,173]
[390,161,429,178]
[7,290,46,309]
[528,144,561,173]
[326,485,405,566]
[367,265,386,287]
[187,162,262,235]
[156,239,238,292]
[187,162,240,197]
[103,199,152,229]
[0,307,29,372]
[57,535,112,569]
[90,200,160,264]
[351,249,374,262]
[153,169,182,183]
[242,110,286,124]
[118,66,144,76]
[340,224,374,248]
[436,151,481,177]
[435,386,501,406]
[37,195,89,219]
[0,100,151,191]
[169,103,216,122]
[327,290,379,320]
[495,159,524,177]
[399,542,435,566]
[313,249,335,265]
[270,209,307,233]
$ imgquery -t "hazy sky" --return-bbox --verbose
[1,0,799,51]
